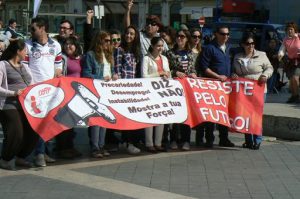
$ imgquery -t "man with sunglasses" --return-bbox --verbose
[198,25,235,148]
[23,17,63,167]
[125,0,168,56]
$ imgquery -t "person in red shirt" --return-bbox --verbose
[278,22,300,103]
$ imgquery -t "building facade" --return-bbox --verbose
[0,0,299,34]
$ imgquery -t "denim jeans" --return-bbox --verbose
[35,138,45,155]
[89,126,106,151]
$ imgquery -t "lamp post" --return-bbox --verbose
[27,0,30,35]
[96,0,101,29]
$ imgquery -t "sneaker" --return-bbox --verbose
[44,154,56,163]
[15,157,33,168]
[0,159,15,170]
[127,144,140,154]
[91,150,103,158]
[99,148,110,156]
[170,141,178,150]
[35,154,46,167]
[182,142,190,151]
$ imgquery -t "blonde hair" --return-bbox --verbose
[89,30,114,65]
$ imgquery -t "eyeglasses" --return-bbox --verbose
[60,26,71,30]
[112,38,121,43]
[192,35,201,39]
[104,39,111,43]
[245,42,255,46]
[218,32,230,36]
[177,34,186,39]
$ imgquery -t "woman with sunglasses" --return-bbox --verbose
[166,29,197,151]
[189,28,206,147]
[142,36,170,153]
[113,25,142,155]
[232,32,273,150]
[190,28,202,62]
[82,30,114,158]
[0,40,39,170]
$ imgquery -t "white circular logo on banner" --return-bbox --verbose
[24,84,64,118]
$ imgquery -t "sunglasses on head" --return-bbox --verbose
[177,34,186,39]
[218,32,230,36]
[245,42,255,46]
[112,38,121,43]
[146,19,158,26]
[192,35,201,39]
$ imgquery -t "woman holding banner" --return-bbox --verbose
[55,36,83,159]
[166,29,197,151]
[0,40,39,170]
[113,25,143,155]
[142,36,170,153]
[82,30,114,158]
[232,32,273,150]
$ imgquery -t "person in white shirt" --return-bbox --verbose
[23,17,63,167]
[142,36,170,153]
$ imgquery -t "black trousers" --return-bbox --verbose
[0,108,39,161]
[195,122,215,144]
[170,124,191,143]
[205,122,229,143]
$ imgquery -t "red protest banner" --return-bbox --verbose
[18,77,264,141]
[19,77,188,141]
[180,77,265,135]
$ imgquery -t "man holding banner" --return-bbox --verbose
[199,25,235,147]
[24,17,63,167]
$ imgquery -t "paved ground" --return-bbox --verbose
[0,130,300,199]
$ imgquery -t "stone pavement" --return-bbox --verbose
[0,130,300,199]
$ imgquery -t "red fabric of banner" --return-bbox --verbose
[179,77,264,135]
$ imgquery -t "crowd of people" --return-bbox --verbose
[0,0,298,170]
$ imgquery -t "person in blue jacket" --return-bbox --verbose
[198,25,235,148]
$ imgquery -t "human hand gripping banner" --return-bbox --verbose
[18,77,264,141]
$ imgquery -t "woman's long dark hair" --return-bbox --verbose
[1,40,26,61]
[121,25,140,62]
